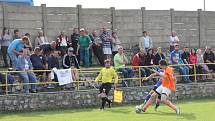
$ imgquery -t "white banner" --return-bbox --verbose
[53,68,73,86]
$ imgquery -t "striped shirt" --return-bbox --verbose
[99,31,111,49]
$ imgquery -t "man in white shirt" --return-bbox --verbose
[139,31,153,51]
[169,31,180,52]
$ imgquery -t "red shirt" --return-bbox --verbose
[189,53,197,64]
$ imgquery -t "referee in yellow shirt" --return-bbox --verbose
[95,59,118,110]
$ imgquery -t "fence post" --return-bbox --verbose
[5,72,8,95]
[139,67,142,87]
[141,7,146,33]
[194,64,197,83]
[110,7,116,32]
[2,3,9,28]
[41,4,47,36]
[170,8,175,33]
[77,5,82,29]
[198,9,203,48]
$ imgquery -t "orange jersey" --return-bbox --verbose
[161,67,176,91]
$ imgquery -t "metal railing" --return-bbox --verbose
[0,63,214,95]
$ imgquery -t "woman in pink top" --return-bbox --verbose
[189,48,197,64]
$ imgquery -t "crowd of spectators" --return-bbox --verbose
[0,27,215,94]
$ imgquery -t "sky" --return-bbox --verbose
[34,0,215,11]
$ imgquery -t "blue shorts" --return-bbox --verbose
[153,80,162,91]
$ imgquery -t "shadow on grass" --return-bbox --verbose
[0,107,95,119]
[138,111,196,120]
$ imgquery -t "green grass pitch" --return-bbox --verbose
[0,99,215,121]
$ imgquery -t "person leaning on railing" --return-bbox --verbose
[15,49,37,93]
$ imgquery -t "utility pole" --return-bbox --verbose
[204,0,205,11]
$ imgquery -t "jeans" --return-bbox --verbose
[89,48,93,66]
[117,68,134,87]
[8,52,17,68]
[80,47,90,68]
[18,72,37,92]
[174,65,190,81]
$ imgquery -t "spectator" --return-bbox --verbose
[154,47,165,65]
[99,27,112,60]
[89,30,104,66]
[145,48,155,66]
[7,36,32,67]
[182,47,190,65]
[63,47,79,69]
[34,31,50,50]
[0,68,15,94]
[189,48,197,65]
[76,28,92,68]
[111,32,121,57]
[139,31,153,51]
[30,47,47,82]
[56,31,69,56]
[1,27,13,67]
[132,48,147,79]
[203,46,215,71]
[15,49,37,93]
[189,48,198,80]
[47,50,60,69]
[196,49,212,79]
[114,46,133,87]
[169,31,180,52]
[182,47,194,80]
[170,44,191,83]
[13,29,21,40]
[85,30,93,66]
[70,28,80,62]
[132,48,146,69]
[144,48,155,85]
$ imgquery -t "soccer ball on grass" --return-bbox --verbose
[135,105,142,113]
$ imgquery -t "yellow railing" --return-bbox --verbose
[0,63,214,95]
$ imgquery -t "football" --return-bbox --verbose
[135,105,141,113]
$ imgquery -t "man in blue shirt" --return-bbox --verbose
[170,44,191,83]
[7,36,32,67]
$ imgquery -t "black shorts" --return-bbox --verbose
[99,83,112,95]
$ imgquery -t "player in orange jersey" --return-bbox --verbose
[138,60,180,114]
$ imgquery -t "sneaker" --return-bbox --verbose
[99,108,105,111]
[176,107,180,115]
[154,102,160,111]
[108,101,112,108]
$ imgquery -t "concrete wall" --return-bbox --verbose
[1,4,215,48]
[0,82,215,112]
